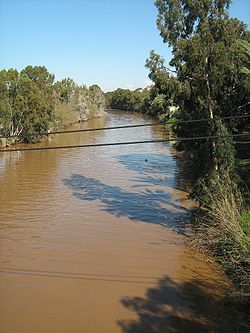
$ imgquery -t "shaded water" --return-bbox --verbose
[0,111,234,333]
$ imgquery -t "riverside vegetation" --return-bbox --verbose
[107,0,250,317]
[0,66,105,145]
[0,0,249,326]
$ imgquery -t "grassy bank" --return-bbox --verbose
[171,134,250,326]
[191,178,250,328]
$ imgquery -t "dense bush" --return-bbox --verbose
[0,66,105,143]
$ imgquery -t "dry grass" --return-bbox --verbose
[192,179,250,301]
[191,179,250,329]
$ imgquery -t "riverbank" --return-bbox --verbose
[0,112,105,148]
[173,145,250,327]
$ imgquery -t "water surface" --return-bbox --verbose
[0,111,233,333]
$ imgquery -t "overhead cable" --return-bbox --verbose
[0,133,248,153]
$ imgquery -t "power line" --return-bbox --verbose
[0,114,249,139]
[0,133,248,153]
[0,268,158,284]
[0,266,198,284]
[0,267,160,280]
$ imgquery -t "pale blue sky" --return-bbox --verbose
[0,0,249,91]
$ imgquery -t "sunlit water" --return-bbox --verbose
[0,111,234,333]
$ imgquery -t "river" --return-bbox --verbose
[0,110,233,333]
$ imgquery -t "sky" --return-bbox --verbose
[0,0,249,92]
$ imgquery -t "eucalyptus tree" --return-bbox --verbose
[145,50,179,119]
[155,0,250,188]
[0,67,54,142]
[54,78,76,103]
[239,40,250,75]
[0,69,19,137]
[14,74,52,142]
[89,84,106,111]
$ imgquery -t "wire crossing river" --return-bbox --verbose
[0,111,233,333]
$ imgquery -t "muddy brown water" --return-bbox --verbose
[0,111,234,333]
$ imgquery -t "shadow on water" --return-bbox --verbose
[116,154,176,188]
[118,276,247,333]
[116,153,195,193]
[63,174,189,230]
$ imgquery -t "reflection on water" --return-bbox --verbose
[0,110,234,333]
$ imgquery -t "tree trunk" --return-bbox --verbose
[205,56,218,172]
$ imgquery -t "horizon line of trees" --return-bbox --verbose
[0,66,105,144]
[105,82,178,122]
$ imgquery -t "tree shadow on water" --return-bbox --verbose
[116,153,196,193]
[63,174,189,230]
[116,154,176,188]
[118,276,245,333]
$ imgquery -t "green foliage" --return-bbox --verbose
[54,78,76,103]
[155,0,250,130]
[192,179,250,296]
[239,213,250,260]
[0,67,53,142]
[145,50,179,119]
[14,75,52,142]
[0,67,105,143]
[89,84,106,110]
[106,51,179,121]
[154,1,250,298]
[53,80,105,129]
[239,40,250,75]
[106,49,179,120]
[106,88,149,112]
[239,212,250,236]
[155,0,250,198]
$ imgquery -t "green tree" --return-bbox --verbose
[21,65,54,91]
[106,88,149,112]
[21,65,54,112]
[0,69,19,135]
[53,80,105,128]
[0,67,54,142]
[54,78,76,103]
[14,74,52,142]
[106,88,130,110]
[239,40,250,75]
[155,0,250,188]
[89,84,106,110]
[145,50,179,119]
